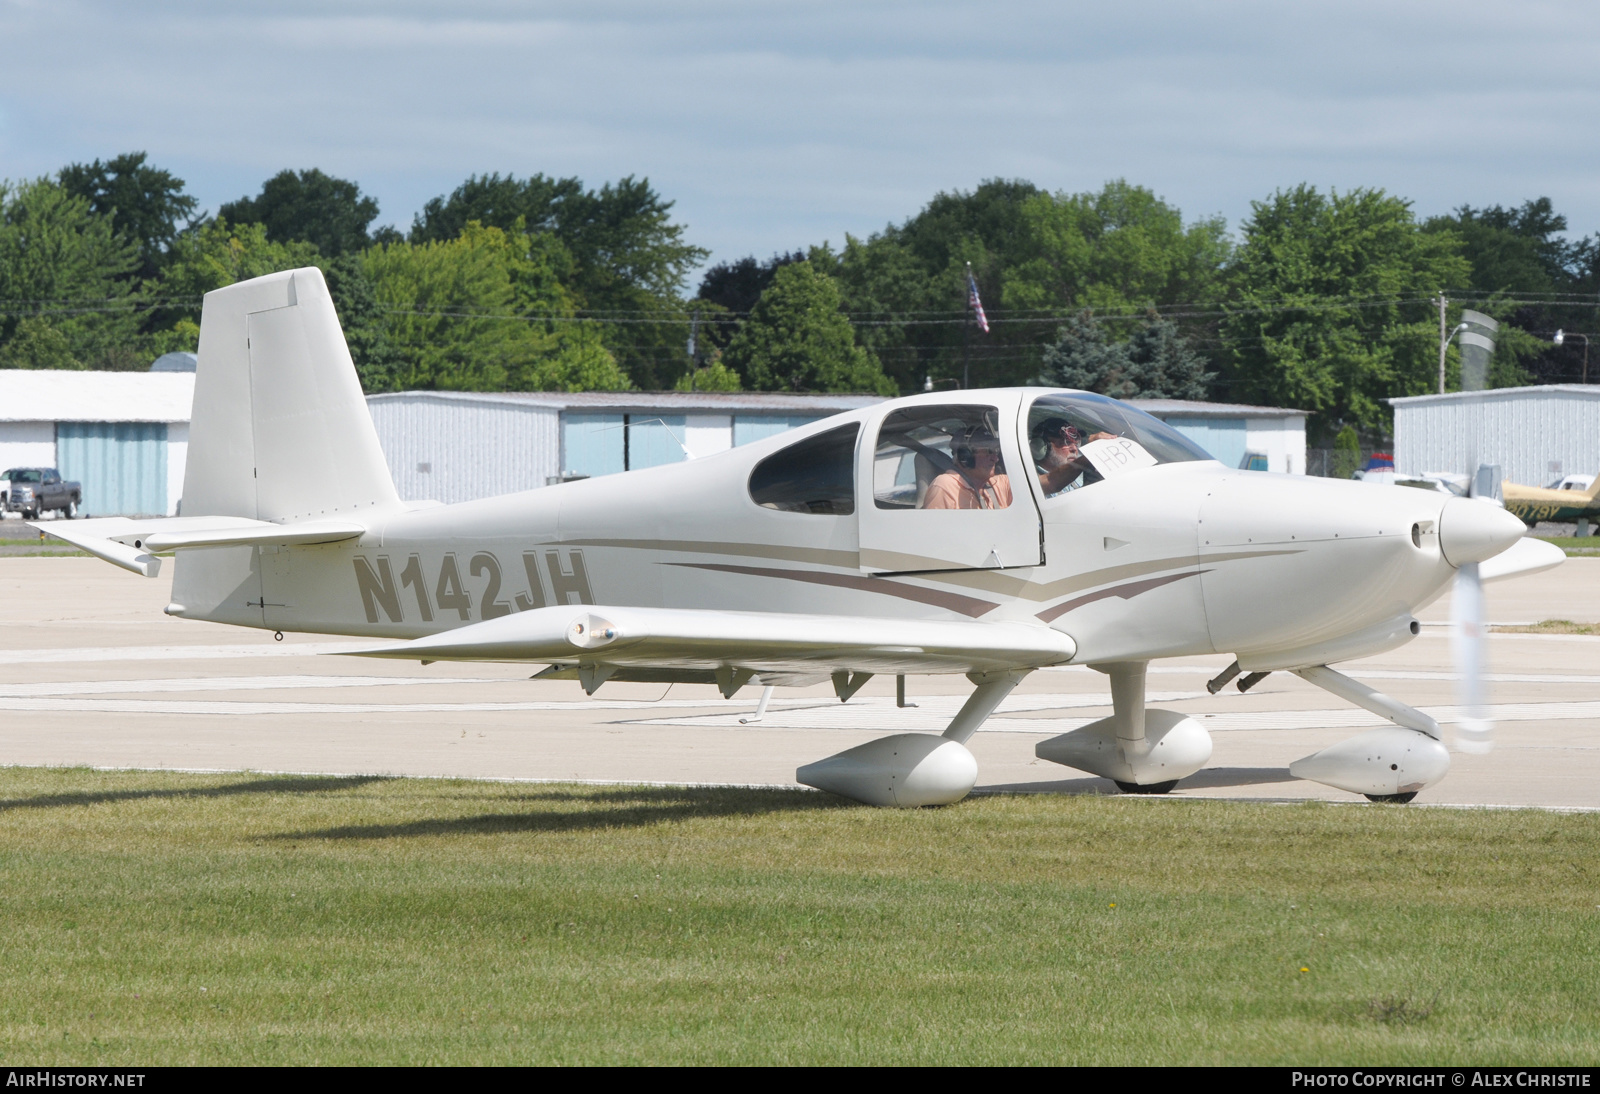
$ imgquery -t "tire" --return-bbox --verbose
[1364,791,1418,803]
[64,499,78,519]
[1115,780,1179,795]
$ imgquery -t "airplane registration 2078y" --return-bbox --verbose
[39,268,1568,807]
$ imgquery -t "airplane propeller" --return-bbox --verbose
[1449,311,1501,755]
[1450,556,1492,754]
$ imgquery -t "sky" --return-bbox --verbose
[2,0,1598,281]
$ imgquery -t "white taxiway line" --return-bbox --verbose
[0,642,373,664]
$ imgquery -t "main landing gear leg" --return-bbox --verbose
[1101,662,1176,795]
[941,669,1030,744]
[795,669,1030,807]
[1035,660,1213,791]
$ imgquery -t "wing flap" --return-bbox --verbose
[346,605,1077,675]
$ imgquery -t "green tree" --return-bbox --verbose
[1331,425,1362,479]
[1425,198,1594,385]
[832,179,1229,391]
[219,169,382,257]
[412,173,707,388]
[58,152,198,281]
[724,261,895,394]
[0,178,141,369]
[362,222,628,392]
[411,173,583,243]
[1040,312,1212,399]
[1037,313,1127,393]
[322,253,403,393]
[157,216,321,307]
[674,359,743,392]
[1122,315,1213,399]
[0,317,80,369]
[1429,199,1570,296]
[1220,185,1470,432]
[144,216,322,356]
[693,251,805,358]
[1005,180,1230,315]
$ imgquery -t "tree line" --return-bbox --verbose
[2,153,1597,437]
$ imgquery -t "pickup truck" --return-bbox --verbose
[1,467,82,519]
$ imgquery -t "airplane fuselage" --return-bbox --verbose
[170,388,1463,672]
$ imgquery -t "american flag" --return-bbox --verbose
[967,271,990,333]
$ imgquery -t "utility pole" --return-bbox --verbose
[686,306,700,392]
[1434,292,1448,394]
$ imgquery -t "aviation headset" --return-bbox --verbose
[1030,418,1082,462]
[954,426,1001,469]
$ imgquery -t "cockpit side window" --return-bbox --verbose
[873,405,1013,511]
[1028,392,1210,498]
[748,423,859,515]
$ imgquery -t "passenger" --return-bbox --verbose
[1034,417,1114,496]
[923,428,1012,510]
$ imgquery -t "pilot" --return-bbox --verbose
[1033,417,1114,496]
[923,427,1012,510]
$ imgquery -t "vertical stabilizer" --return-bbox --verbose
[183,267,398,521]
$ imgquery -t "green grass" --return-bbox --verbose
[1493,619,1600,635]
[1,768,1598,1065]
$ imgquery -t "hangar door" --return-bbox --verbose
[56,422,167,516]
[1165,417,1246,468]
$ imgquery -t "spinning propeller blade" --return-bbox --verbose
[1450,559,1492,753]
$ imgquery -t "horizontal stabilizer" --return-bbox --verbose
[346,605,1077,676]
[30,514,366,578]
[141,519,364,550]
[30,520,163,577]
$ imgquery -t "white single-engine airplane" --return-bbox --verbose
[37,269,1566,806]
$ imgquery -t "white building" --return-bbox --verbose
[1129,399,1308,474]
[365,390,885,504]
[0,370,193,517]
[1391,385,1600,487]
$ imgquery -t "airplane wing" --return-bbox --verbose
[345,604,1077,681]
[1479,535,1566,583]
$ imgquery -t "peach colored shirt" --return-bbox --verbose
[923,472,1012,510]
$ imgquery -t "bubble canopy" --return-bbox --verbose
[1026,391,1214,496]
[1026,391,1212,468]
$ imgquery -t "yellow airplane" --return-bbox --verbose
[1502,475,1600,526]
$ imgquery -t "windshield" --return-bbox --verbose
[1027,392,1211,496]
[3,469,41,483]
